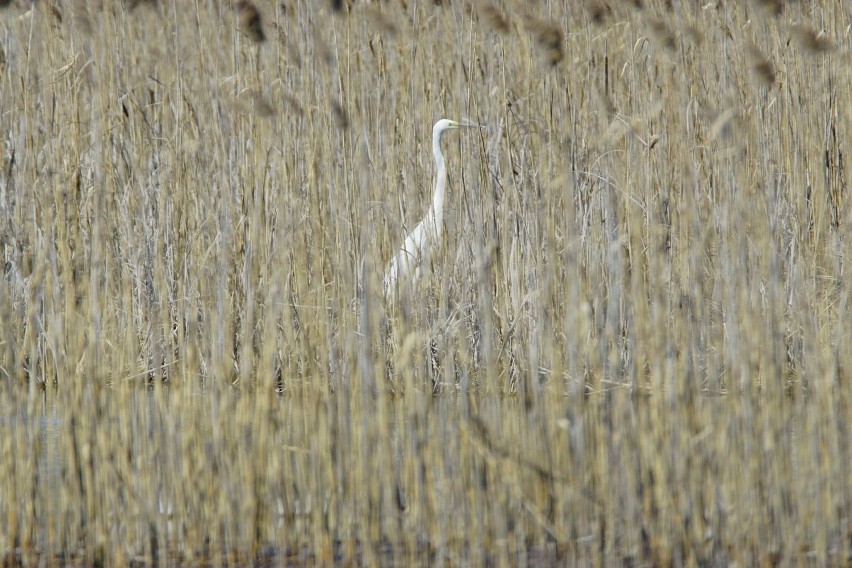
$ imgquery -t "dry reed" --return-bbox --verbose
[0,0,849,565]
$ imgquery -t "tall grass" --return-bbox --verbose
[0,0,849,564]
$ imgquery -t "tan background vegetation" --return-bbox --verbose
[0,0,849,565]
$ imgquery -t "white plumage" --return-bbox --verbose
[384,119,475,295]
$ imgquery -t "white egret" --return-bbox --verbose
[383,119,478,295]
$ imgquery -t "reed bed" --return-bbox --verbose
[0,0,849,565]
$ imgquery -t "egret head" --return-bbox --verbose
[432,119,482,143]
[433,119,461,138]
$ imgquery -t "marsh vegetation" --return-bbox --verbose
[0,0,849,565]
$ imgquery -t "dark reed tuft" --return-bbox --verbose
[480,4,509,34]
[587,1,612,26]
[748,44,776,86]
[791,25,835,52]
[125,0,158,10]
[752,0,783,17]
[649,18,676,50]
[333,101,349,129]
[527,18,564,66]
[237,1,266,43]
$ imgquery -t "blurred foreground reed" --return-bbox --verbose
[0,0,849,564]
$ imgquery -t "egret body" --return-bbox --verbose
[384,119,475,295]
